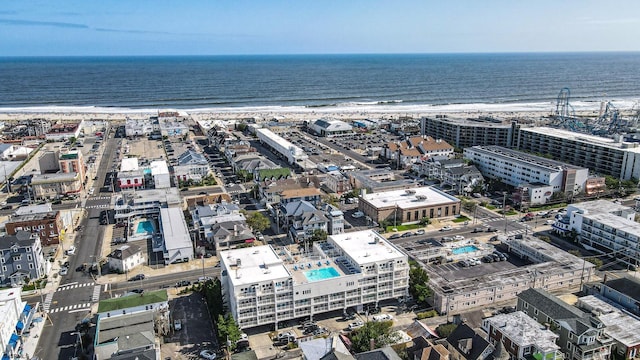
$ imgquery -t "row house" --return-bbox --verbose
[283,200,329,243]
[517,288,613,360]
[324,171,351,194]
[383,136,454,168]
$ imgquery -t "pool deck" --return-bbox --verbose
[289,262,349,285]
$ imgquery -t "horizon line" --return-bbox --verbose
[2,50,640,59]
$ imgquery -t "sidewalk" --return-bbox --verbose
[95,255,220,285]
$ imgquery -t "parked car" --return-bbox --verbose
[199,350,217,360]
[59,267,68,276]
[415,229,425,235]
[131,289,144,294]
[400,232,414,238]
[174,319,182,331]
[388,233,401,240]
[129,274,145,281]
[351,211,365,219]
[175,280,191,287]
[372,314,393,322]
[453,235,465,241]
[65,246,76,255]
[440,226,452,231]
[348,320,364,330]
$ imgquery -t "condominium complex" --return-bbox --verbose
[553,200,640,268]
[464,145,588,204]
[517,127,640,180]
[428,235,593,314]
[420,116,518,149]
[220,230,409,329]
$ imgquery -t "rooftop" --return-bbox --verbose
[160,208,191,251]
[568,199,631,215]
[121,157,139,172]
[97,290,168,313]
[59,151,79,160]
[466,145,585,171]
[485,311,559,353]
[361,186,459,210]
[522,127,640,153]
[329,230,406,266]
[578,295,640,347]
[220,245,291,287]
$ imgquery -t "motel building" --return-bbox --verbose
[219,230,409,330]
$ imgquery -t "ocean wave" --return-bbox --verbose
[1,98,638,115]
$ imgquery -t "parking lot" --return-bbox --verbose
[426,251,533,281]
[162,292,219,359]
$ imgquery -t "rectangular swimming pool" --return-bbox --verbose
[136,220,154,234]
[452,245,479,255]
[304,267,340,282]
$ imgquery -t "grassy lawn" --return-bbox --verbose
[484,204,497,210]
[529,203,567,212]
[452,216,470,223]
[386,224,424,232]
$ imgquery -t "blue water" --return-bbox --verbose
[1,53,639,109]
[304,267,340,282]
[136,220,154,234]
[452,245,479,255]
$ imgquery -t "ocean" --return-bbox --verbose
[0,52,639,114]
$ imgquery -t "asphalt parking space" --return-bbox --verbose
[163,292,217,359]
[427,255,531,281]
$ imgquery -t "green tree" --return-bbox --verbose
[435,323,458,338]
[461,199,477,212]
[217,313,242,351]
[348,320,400,353]
[310,229,328,243]
[419,217,430,226]
[409,260,432,304]
[604,175,619,190]
[245,211,270,233]
[202,278,224,320]
[586,257,603,269]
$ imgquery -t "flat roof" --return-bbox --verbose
[329,230,406,266]
[220,245,291,287]
[149,160,169,175]
[485,311,559,353]
[160,208,191,251]
[362,186,459,210]
[569,199,631,214]
[522,127,640,153]
[31,172,79,183]
[579,295,640,347]
[97,290,168,313]
[120,157,139,172]
[586,212,640,237]
[466,145,585,171]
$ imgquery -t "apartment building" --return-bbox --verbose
[31,172,82,200]
[428,235,593,315]
[517,127,640,180]
[5,210,63,246]
[420,116,518,149]
[325,171,351,194]
[517,288,613,360]
[553,200,640,268]
[481,311,562,360]
[383,136,454,167]
[58,150,86,180]
[464,146,588,204]
[1,288,35,359]
[220,230,409,329]
[0,232,47,287]
[359,187,460,225]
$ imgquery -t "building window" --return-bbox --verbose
[27,255,32,261]
[2,266,6,272]
[29,263,34,269]
[16,264,21,270]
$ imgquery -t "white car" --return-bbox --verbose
[415,229,425,235]
[351,211,365,219]
[348,320,364,330]
[440,226,452,231]
[199,350,217,360]
[453,235,465,241]
[372,314,393,322]
[65,246,76,255]
[59,267,68,276]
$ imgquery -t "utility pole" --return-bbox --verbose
[503,192,508,234]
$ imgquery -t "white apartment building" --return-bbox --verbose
[554,200,640,267]
[220,230,409,329]
[256,128,308,165]
[464,145,588,204]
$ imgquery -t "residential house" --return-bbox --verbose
[411,157,464,180]
[284,201,329,243]
[325,171,352,194]
[0,143,33,161]
[210,221,255,251]
[481,311,562,360]
[444,323,495,360]
[299,334,354,360]
[94,311,160,360]
[0,232,47,287]
[106,244,145,273]
[441,165,484,195]
[175,150,210,184]
[97,289,169,319]
[280,188,323,207]
[258,178,305,206]
[319,203,345,235]
[412,339,450,360]
[583,275,640,316]
[355,347,403,360]
[577,295,640,360]
[517,288,613,360]
[190,202,246,244]
[384,136,454,168]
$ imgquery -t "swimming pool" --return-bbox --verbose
[136,220,154,234]
[304,267,340,282]
[451,245,479,255]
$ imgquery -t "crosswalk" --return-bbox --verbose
[89,196,111,201]
[86,204,109,209]
[91,285,101,302]
[42,292,54,313]
[57,282,95,292]
[48,303,92,314]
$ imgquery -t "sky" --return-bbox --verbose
[1,0,640,56]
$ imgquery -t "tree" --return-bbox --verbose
[435,323,458,338]
[409,261,432,304]
[310,229,327,243]
[419,217,430,226]
[348,320,400,353]
[217,313,242,351]
[245,211,270,233]
[586,257,603,269]
[461,199,477,212]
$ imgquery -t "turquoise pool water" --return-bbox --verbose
[452,245,479,255]
[136,220,154,234]
[304,267,340,282]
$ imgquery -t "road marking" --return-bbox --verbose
[103,283,108,292]
[42,292,54,312]
[92,285,101,302]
